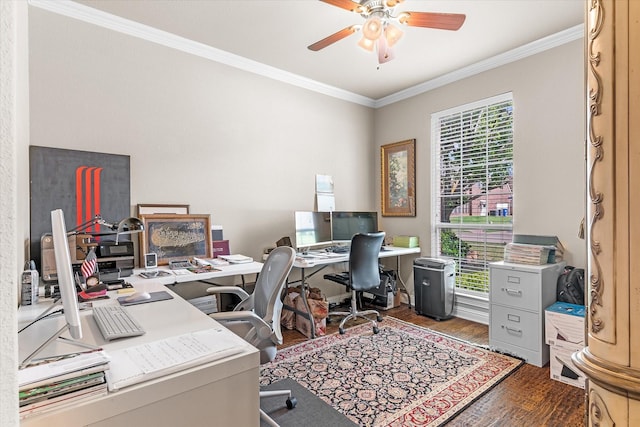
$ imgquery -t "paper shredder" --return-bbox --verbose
[413,257,456,320]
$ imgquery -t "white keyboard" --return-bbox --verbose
[93,305,146,341]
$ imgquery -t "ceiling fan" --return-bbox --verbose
[308,0,466,64]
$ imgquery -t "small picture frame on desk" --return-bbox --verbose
[139,214,212,266]
[137,203,190,216]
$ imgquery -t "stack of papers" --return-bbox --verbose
[219,254,253,264]
[18,350,110,419]
[504,243,554,265]
[105,329,243,391]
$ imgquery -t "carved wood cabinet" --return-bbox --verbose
[572,0,640,425]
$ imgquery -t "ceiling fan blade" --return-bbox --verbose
[319,0,364,13]
[398,12,466,30]
[308,26,360,51]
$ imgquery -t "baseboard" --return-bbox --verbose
[453,304,489,325]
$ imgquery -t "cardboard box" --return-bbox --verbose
[294,294,327,338]
[545,302,586,350]
[550,346,586,389]
[393,236,419,248]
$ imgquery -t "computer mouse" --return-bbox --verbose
[124,291,151,303]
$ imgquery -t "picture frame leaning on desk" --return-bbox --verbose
[138,214,212,266]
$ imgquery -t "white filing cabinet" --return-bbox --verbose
[489,261,565,367]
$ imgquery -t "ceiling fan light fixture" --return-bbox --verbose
[377,35,395,64]
[362,15,383,40]
[358,36,375,52]
[384,23,403,47]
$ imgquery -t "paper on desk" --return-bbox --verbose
[19,351,110,389]
[105,329,243,391]
[219,254,253,264]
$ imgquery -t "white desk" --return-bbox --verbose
[18,281,260,427]
[127,261,264,286]
[289,246,420,338]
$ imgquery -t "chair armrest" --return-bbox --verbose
[210,310,272,340]
[206,286,250,300]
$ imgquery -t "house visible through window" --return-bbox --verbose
[431,93,514,296]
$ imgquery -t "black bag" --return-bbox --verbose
[556,266,585,305]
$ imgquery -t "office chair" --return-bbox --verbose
[324,231,386,335]
[207,246,296,427]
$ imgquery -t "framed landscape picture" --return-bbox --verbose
[381,139,416,217]
[139,214,211,265]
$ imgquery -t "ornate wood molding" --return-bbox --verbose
[586,0,605,335]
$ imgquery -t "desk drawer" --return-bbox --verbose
[490,268,540,311]
[490,305,540,352]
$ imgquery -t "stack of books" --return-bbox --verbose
[18,350,110,419]
[504,243,555,265]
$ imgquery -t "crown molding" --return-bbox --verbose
[28,0,377,108]
[374,24,584,108]
[29,0,582,109]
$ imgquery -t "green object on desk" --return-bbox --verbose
[393,235,419,248]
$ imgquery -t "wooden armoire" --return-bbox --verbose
[573,0,640,425]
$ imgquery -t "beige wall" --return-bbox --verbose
[26,7,585,293]
[375,40,586,293]
[28,7,375,266]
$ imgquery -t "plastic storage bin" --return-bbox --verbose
[413,257,456,320]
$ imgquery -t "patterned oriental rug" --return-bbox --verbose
[260,317,523,427]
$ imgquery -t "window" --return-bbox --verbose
[431,93,514,296]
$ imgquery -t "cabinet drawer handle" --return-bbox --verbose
[507,313,521,322]
[507,275,521,284]
[503,326,523,335]
[502,287,522,296]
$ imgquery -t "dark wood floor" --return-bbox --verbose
[280,303,586,427]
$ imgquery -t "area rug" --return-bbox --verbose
[260,317,523,426]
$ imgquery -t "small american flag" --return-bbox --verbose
[81,248,97,278]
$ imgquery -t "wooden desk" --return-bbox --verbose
[289,246,421,338]
[18,281,260,427]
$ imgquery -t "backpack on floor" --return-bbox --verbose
[556,266,585,305]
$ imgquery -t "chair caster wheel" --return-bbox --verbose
[376,315,383,322]
[286,397,297,409]
[373,326,380,334]
[339,328,345,334]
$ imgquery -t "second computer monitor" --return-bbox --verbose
[331,211,379,243]
[294,211,332,249]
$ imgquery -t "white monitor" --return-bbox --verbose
[294,211,332,249]
[20,209,89,368]
[51,209,82,340]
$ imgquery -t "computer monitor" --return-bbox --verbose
[51,209,83,340]
[331,211,379,243]
[20,209,85,368]
[294,211,332,249]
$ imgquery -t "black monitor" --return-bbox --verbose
[294,211,332,249]
[331,211,379,243]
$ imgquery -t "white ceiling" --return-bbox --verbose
[52,1,584,104]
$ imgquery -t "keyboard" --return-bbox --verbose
[93,305,146,341]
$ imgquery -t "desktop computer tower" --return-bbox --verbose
[413,258,456,321]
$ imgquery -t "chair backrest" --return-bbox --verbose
[349,232,386,291]
[252,246,296,349]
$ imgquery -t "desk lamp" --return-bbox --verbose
[69,215,144,254]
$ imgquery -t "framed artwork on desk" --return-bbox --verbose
[381,139,416,217]
[139,214,211,266]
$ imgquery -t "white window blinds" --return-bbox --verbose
[431,93,514,294]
